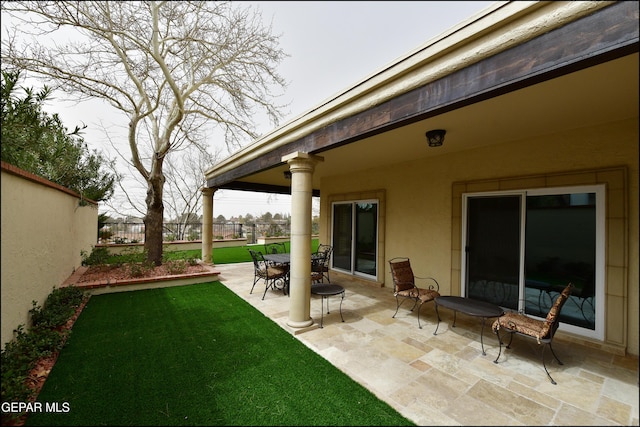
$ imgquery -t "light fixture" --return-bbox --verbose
[283,170,292,180]
[426,129,446,147]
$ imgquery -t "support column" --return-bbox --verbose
[201,187,216,265]
[282,152,323,328]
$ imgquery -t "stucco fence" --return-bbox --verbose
[97,238,248,256]
[1,162,98,348]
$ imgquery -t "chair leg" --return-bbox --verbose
[493,329,504,364]
[392,296,403,318]
[493,330,561,385]
[547,341,563,365]
[505,331,515,349]
[262,277,273,300]
[392,297,414,316]
[283,274,290,296]
[250,276,259,295]
[540,344,558,385]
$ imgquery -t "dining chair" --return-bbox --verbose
[248,249,289,299]
[265,242,287,254]
[313,244,333,283]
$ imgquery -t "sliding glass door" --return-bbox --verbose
[332,200,378,279]
[463,185,604,339]
[465,195,522,310]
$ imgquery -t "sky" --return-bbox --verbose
[2,1,495,219]
[213,1,495,218]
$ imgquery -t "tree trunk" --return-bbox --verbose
[144,170,165,266]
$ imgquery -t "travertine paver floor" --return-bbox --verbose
[217,262,639,426]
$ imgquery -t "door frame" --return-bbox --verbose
[461,184,605,340]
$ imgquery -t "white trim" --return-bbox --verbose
[461,184,605,341]
[330,199,379,281]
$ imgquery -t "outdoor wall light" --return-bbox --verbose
[426,129,446,147]
[283,170,292,180]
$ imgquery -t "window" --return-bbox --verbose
[332,200,378,279]
[462,185,604,340]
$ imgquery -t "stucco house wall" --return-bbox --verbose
[319,118,638,356]
[1,162,98,347]
[201,1,638,358]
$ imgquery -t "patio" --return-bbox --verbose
[216,261,639,426]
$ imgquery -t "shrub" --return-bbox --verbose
[98,229,113,241]
[1,286,86,425]
[30,286,86,329]
[80,246,111,266]
[166,259,188,275]
[126,260,155,278]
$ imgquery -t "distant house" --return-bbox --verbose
[202,2,638,357]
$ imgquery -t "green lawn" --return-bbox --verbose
[103,240,319,265]
[26,281,414,426]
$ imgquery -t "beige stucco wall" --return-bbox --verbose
[319,118,638,356]
[1,166,97,347]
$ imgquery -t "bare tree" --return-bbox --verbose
[1,1,288,264]
[162,136,222,239]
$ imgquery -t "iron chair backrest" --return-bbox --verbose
[389,257,417,293]
[248,249,289,299]
[388,257,440,329]
[313,244,333,283]
[249,249,264,268]
[265,242,287,254]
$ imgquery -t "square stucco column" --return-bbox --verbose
[201,187,216,265]
[283,152,324,328]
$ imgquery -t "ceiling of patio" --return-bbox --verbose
[230,53,638,192]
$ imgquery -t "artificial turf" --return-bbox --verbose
[26,281,414,426]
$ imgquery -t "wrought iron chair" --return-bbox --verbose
[265,242,287,254]
[312,244,333,283]
[264,242,288,269]
[248,249,289,300]
[492,282,574,385]
[388,257,440,329]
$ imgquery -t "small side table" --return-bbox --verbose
[311,283,345,328]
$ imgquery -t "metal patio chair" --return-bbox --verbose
[492,282,574,384]
[248,249,289,299]
[388,257,440,329]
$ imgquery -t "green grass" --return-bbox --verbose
[25,282,414,426]
[102,240,319,265]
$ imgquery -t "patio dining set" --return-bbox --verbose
[248,243,344,328]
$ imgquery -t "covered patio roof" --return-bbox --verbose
[204,1,639,194]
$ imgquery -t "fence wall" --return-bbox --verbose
[1,162,98,348]
[100,221,293,244]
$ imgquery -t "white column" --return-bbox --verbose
[201,187,216,265]
[283,152,323,328]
